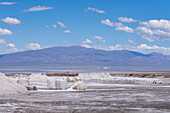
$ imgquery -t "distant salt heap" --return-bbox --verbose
[78,73,162,84]
[29,73,48,80]
[112,77,162,84]
[78,73,112,79]
[0,73,27,95]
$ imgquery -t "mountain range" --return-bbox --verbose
[0,46,170,68]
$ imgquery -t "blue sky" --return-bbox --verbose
[0,0,170,55]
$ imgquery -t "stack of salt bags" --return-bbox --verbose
[0,73,27,95]
[78,73,112,84]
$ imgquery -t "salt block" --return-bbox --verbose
[47,78,56,89]
[55,79,67,90]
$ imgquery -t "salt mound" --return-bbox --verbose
[67,81,87,91]
[78,73,112,79]
[29,73,48,80]
[112,77,162,84]
[17,77,29,87]
[15,74,29,77]
[0,73,27,95]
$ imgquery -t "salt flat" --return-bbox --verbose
[0,82,170,113]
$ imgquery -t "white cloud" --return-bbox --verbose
[102,18,170,41]
[0,2,16,5]
[0,28,12,35]
[5,43,18,52]
[24,5,53,12]
[136,28,158,42]
[25,43,42,50]
[82,39,93,44]
[57,21,68,28]
[101,19,114,27]
[115,26,134,33]
[137,44,163,50]
[90,44,170,55]
[109,45,123,50]
[136,44,170,55]
[6,43,16,48]
[86,7,105,14]
[81,44,92,48]
[113,23,134,33]
[128,40,137,45]
[63,30,71,33]
[2,17,21,25]
[0,39,6,44]
[101,19,134,33]
[92,36,106,42]
[137,26,153,36]
[140,19,170,31]
[137,19,170,41]
[136,26,158,42]
[52,24,57,28]
[91,45,124,51]
[118,17,139,23]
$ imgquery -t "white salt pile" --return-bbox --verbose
[78,73,162,84]
[80,77,162,84]
[15,74,29,77]
[0,73,27,95]
[29,73,48,80]
[78,73,112,79]
[28,73,48,89]
[17,77,29,87]
[111,77,162,84]
[67,81,87,91]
